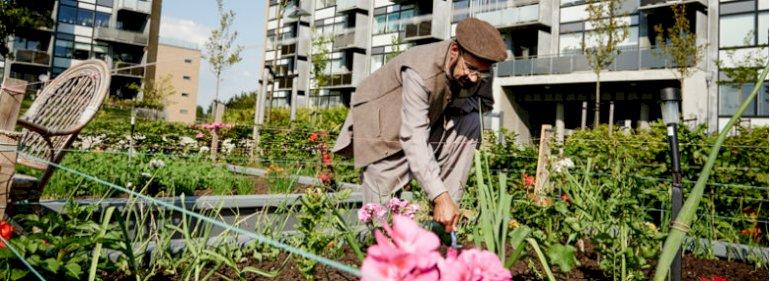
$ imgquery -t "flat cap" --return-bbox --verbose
[455,18,507,62]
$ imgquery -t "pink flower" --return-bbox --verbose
[195,133,205,139]
[387,198,420,219]
[361,216,442,281]
[358,203,387,224]
[439,248,511,281]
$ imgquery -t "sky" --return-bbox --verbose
[159,0,265,108]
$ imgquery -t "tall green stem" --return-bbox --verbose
[653,64,768,280]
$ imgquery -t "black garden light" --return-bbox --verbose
[660,87,682,281]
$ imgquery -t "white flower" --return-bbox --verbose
[179,136,197,147]
[222,139,236,154]
[149,159,166,169]
[199,146,210,154]
[552,157,575,173]
[75,134,105,150]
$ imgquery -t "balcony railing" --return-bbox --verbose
[403,20,434,41]
[496,47,682,77]
[116,0,152,14]
[113,61,144,78]
[336,0,369,12]
[95,27,149,46]
[640,0,707,8]
[333,28,365,50]
[475,4,541,28]
[13,50,50,67]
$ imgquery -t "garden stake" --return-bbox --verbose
[652,64,769,281]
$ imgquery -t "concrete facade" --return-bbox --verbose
[156,40,201,125]
[3,0,156,99]
[258,0,769,142]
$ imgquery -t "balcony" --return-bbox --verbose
[113,61,145,78]
[475,4,547,29]
[640,0,707,9]
[496,47,683,77]
[320,53,366,88]
[336,0,369,13]
[116,0,152,14]
[95,27,149,46]
[401,17,447,42]
[13,50,50,67]
[333,28,366,51]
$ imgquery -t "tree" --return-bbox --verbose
[583,0,629,128]
[0,0,53,58]
[654,4,706,92]
[204,0,243,106]
[310,32,332,99]
[385,35,404,62]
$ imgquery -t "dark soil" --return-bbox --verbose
[100,242,768,281]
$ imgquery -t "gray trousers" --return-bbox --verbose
[361,112,481,204]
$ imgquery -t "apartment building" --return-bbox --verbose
[3,0,156,100]
[259,0,769,142]
[156,38,201,125]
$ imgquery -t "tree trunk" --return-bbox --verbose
[594,74,601,128]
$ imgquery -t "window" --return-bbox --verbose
[183,75,191,80]
[184,58,193,63]
[373,6,415,35]
[180,109,189,114]
[719,81,769,117]
[370,54,384,73]
[181,93,190,97]
[759,13,768,45]
[95,12,111,28]
[559,33,583,55]
[54,39,74,58]
[77,8,94,27]
[720,14,755,47]
[97,0,114,7]
[58,5,77,24]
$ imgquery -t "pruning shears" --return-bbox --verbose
[450,231,460,249]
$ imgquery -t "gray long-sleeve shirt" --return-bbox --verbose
[399,67,492,200]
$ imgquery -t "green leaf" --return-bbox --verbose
[65,262,82,278]
[43,258,62,273]
[546,244,578,273]
[10,269,28,280]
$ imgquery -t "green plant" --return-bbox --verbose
[654,65,769,281]
[0,202,121,280]
[292,188,360,280]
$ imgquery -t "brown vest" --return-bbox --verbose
[346,41,455,168]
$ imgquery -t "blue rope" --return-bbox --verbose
[22,154,362,277]
[0,236,47,281]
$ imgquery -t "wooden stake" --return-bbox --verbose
[0,78,27,218]
[534,124,552,206]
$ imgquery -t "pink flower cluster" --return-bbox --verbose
[362,216,512,281]
[387,198,420,219]
[201,122,233,130]
[358,203,387,224]
[358,198,420,224]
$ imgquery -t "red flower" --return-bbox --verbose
[309,132,319,142]
[742,207,757,216]
[322,153,332,166]
[699,276,728,281]
[740,226,762,239]
[560,193,572,204]
[0,221,13,248]
[318,172,333,184]
[522,173,535,187]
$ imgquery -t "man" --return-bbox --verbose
[332,18,507,232]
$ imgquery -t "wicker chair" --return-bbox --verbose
[11,59,110,201]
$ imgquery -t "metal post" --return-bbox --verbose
[667,121,683,281]
[580,101,587,129]
[129,108,136,159]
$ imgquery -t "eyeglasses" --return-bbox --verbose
[459,54,491,81]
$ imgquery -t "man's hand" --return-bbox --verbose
[433,192,460,232]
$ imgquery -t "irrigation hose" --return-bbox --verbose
[20,153,363,277]
[0,236,47,281]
